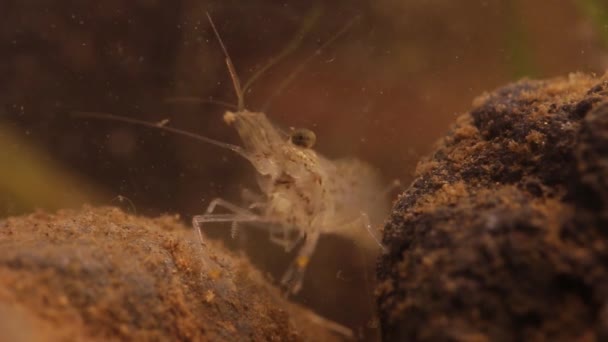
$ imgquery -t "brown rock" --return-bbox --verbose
[0,207,345,341]
[378,73,608,341]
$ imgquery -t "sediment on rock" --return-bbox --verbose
[378,73,608,341]
[0,207,343,341]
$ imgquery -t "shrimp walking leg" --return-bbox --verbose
[280,231,321,294]
[205,197,256,216]
[357,212,387,253]
[329,212,387,253]
[192,197,262,247]
[269,228,304,252]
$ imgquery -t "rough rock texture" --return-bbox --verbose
[0,207,345,341]
[377,73,608,341]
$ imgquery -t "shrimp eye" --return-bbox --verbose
[290,128,316,148]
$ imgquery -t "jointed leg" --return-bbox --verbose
[230,221,239,239]
[192,213,262,246]
[205,197,255,216]
[357,212,387,253]
[280,231,321,295]
[192,197,260,248]
[269,227,304,252]
[329,212,387,253]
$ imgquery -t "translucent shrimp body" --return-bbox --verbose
[190,109,387,294]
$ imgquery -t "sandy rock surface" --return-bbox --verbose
[378,73,608,341]
[0,207,345,341]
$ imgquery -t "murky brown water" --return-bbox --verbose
[2,0,606,337]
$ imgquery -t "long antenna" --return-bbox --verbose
[262,16,360,112]
[72,111,248,159]
[206,12,245,111]
[242,6,322,96]
[164,96,238,110]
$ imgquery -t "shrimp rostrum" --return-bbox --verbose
[77,14,389,295]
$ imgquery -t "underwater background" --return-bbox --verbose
[2,0,607,333]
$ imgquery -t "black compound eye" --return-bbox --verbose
[290,128,316,148]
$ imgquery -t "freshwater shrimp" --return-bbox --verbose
[76,13,390,295]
